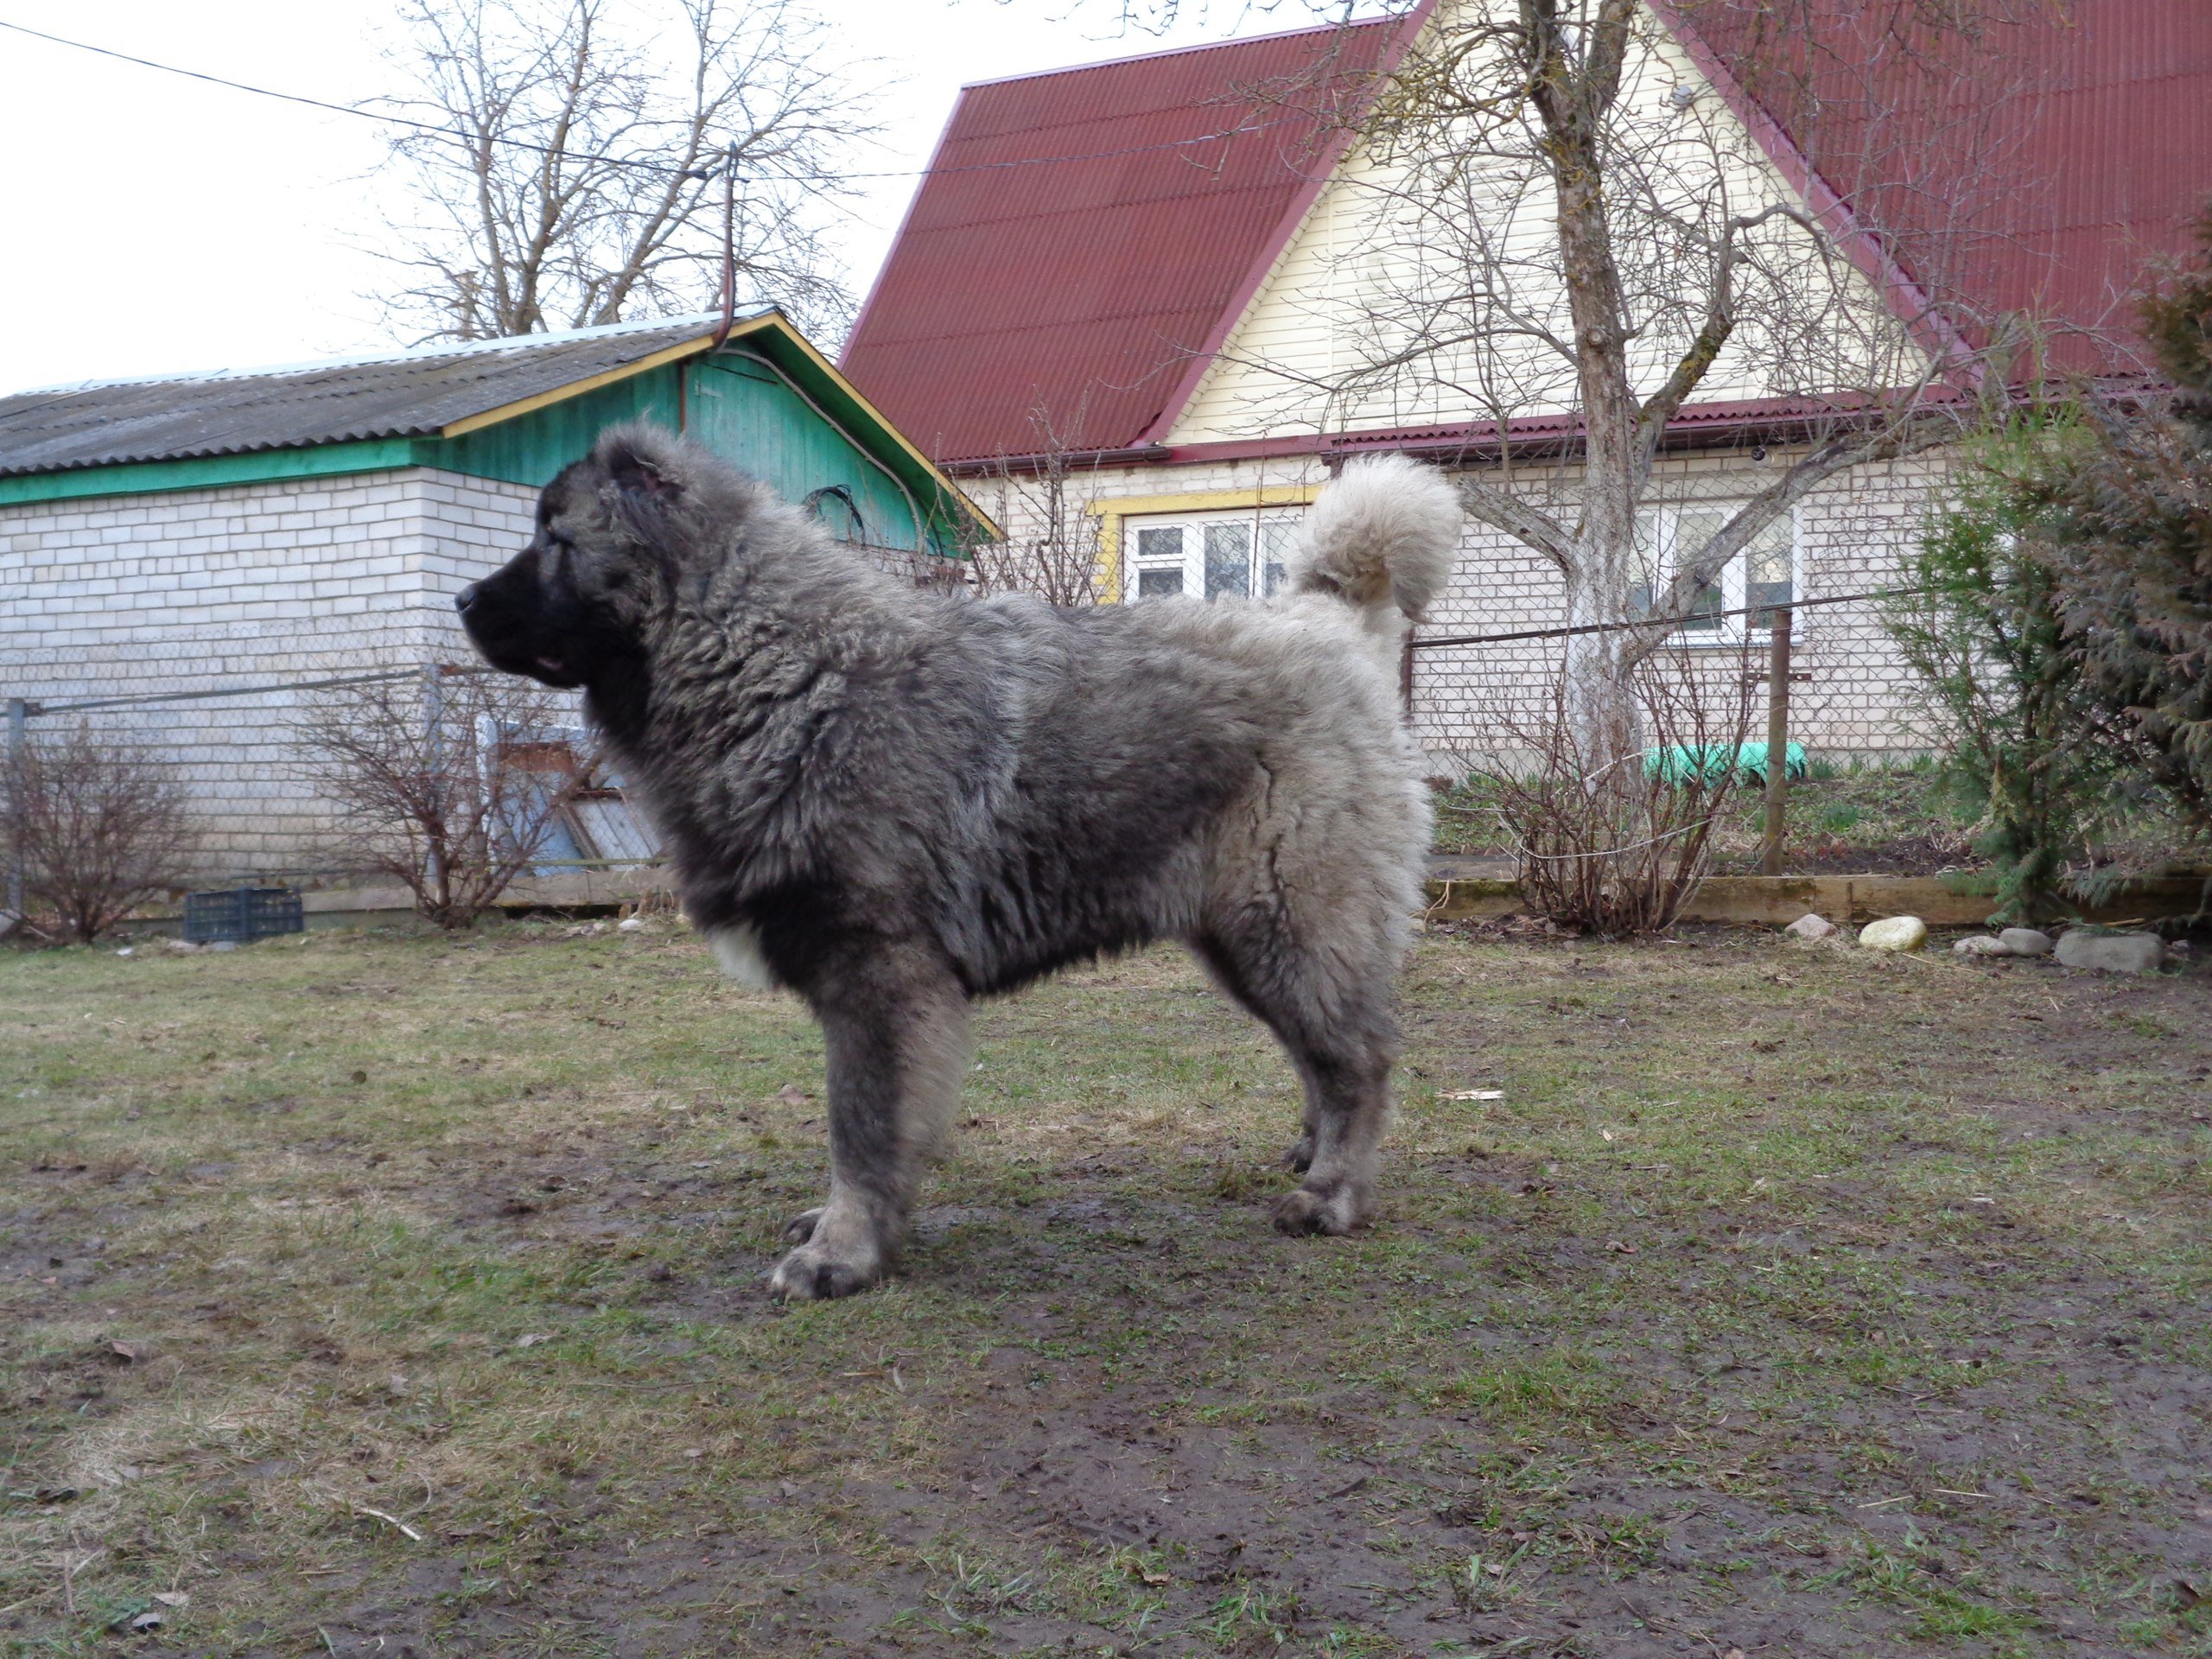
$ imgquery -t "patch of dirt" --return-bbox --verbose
[1785,830,1984,875]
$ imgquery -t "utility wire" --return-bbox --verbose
[0,16,1302,183]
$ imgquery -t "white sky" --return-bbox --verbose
[0,0,1313,394]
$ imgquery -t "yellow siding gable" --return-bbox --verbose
[1166,3,1923,446]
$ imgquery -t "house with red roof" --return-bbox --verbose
[843,1,2211,761]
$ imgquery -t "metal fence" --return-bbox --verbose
[3,582,1931,919]
[1,661,666,919]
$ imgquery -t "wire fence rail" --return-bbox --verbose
[3,582,1924,921]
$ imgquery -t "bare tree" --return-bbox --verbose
[970,404,1109,607]
[1074,0,2043,761]
[296,671,588,929]
[4,723,197,944]
[373,0,870,342]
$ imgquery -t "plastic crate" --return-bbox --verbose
[182,886,305,944]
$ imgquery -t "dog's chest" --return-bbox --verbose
[704,922,775,989]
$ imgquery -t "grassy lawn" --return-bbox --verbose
[3,920,2209,1656]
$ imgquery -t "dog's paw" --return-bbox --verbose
[766,1243,879,1301]
[1280,1134,1315,1173]
[1272,1185,1366,1236]
[781,1207,825,1245]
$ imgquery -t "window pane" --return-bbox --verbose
[1745,519,1793,626]
[1681,579,1726,631]
[1672,510,1728,632]
[1259,519,1297,596]
[1204,522,1252,600]
[1674,510,1726,577]
[1136,566,1184,598]
[1136,525,1182,562]
[1630,512,1664,619]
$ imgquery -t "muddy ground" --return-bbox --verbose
[3,923,2209,1656]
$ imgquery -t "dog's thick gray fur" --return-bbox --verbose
[456,426,1461,1299]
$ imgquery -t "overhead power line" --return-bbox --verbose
[0,16,1305,184]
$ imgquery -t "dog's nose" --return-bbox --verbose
[454,582,480,613]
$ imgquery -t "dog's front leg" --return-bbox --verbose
[768,950,969,1301]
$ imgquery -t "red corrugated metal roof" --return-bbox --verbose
[839,19,1408,463]
[847,2,2211,463]
[1670,0,2212,377]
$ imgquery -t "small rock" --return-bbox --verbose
[2055,931,2166,975]
[1783,912,1837,942]
[114,946,134,957]
[617,917,645,932]
[1955,934,2012,957]
[1998,927,2054,957]
[207,939,238,952]
[1858,915,1928,952]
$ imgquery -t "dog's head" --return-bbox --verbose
[456,425,709,690]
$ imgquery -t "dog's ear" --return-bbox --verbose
[601,435,682,508]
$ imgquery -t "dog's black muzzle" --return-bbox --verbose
[455,554,583,688]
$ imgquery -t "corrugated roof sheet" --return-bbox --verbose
[838,21,1402,462]
[845,3,2210,462]
[1673,0,2212,377]
[0,314,747,477]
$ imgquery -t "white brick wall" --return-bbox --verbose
[983,444,1948,766]
[0,468,540,879]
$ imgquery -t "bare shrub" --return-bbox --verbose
[969,404,1107,607]
[1446,634,1764,934]
[295,671,588,929]
[4,722,197,944]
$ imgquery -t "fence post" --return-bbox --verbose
[6,698,24,919]
[1759,608,1793,876]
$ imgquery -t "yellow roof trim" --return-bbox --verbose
[432,313,996,543]
[435,320,773,438]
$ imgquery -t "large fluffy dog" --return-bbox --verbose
[457,427,1460,1299]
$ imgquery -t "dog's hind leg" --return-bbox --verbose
[1195,925,1400,1236]
[769,947,969,1301]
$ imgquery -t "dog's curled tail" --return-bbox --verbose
[1288,454,1462,620]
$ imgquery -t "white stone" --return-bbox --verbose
[2054,931,2166,975]
[1858,915,1928,952]
[1998,927,2054,957]
[1783,912,1837,941]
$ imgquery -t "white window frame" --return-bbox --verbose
[1630,503,1800,645]
[1122,505,1306,604]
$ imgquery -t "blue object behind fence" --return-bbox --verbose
[1647,741,1808,785]
[182,886,305,944]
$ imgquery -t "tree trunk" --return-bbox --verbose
[1562,557,1642,777]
